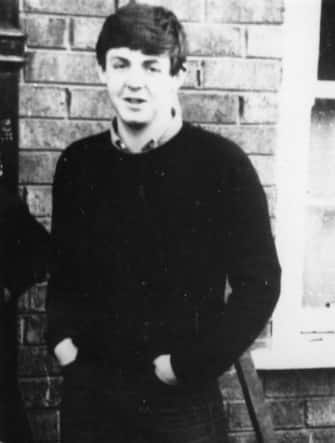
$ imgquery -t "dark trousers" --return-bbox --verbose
[61,360,228,443]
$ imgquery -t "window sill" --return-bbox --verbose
[252,336,335,370]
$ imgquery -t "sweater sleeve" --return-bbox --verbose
[170,149,281,384]
[1,186,50,294]
[0,185,48,442]
[46,147,93,355]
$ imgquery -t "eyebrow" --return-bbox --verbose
[143,59,161,65]
[109,56,129,63]
[109,56,162,64]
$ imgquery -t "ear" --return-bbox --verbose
[172,66,186,90]
[97,63,107,84]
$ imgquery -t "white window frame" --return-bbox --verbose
[252,0,335,369]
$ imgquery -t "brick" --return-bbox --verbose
[219,368,244,401]
[27,409,60,442]
[183,59,202,89]
[184,23,243,57]
[203,58,282,91]
[19,85,67,118]
[70,87,113,119]
[30,284,47,311]
[24,15,68,48]
[239,93,279,123]
[17,292,32,313]
[247,25,283,58]
[180,92,238,124]
[25,51,100,84]
[58,57,201,92]
[276,430,310,443]
[30,283,47,310]
[200,124,277,154]
[271,399,305,429]
[21,313,47,345]
[19,151,60,184]
[18,346,61,377]
[307,397,335,427]
[18,283,47,313]
[227,433,256,443]
[228,399,304,432]
[30,283,48,310]
[207,0,284,24]
[312,429,335,443]
[20,377,62,408]
[249,155,275,186]
[18,185,52,216]
[23,0,115,16]
[228,401,253,431]
[71,17,104,50]
[18,316,25,345]
[264,369,335,398]
[20,118,109,150]
[135,0,205,22]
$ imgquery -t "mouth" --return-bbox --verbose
[124,97,147,105]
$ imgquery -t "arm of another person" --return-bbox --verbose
[0,288,5,443]
[169,150,281,385]
[1,185,50,294]
[0,185,49,443]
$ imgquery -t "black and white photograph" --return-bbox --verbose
[1,0,335,442]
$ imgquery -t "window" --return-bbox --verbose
[253,0,335,369]
[303,99,335,311]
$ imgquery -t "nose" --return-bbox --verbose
[125,66,145,90]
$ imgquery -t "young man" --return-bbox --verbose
[0,183,49,443]
[47,3,281,442]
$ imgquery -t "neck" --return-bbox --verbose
[118,122,155,154]
[116,104,182,153]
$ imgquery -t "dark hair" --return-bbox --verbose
[96,2,187,75]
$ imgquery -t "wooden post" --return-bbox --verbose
[235,351,277,443]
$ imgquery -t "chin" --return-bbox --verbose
[121,113,153,128]
[126,120,148,130]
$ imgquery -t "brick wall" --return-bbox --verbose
[16,0,335,442]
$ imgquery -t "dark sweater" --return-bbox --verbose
[47,122,280,385]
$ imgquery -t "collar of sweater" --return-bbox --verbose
[110,111,182,154]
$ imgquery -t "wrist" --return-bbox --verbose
[54,338,78,366]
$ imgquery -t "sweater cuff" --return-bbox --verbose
[46,328,78,357]
[170,347,205,386]
[170,351,188,384]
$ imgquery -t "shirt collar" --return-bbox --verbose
[110,109,182,154]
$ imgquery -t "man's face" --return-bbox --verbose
[99,47,183,128]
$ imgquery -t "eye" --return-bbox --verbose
[146,64,161,73]
[113,62,127,69]
[110,59,128,70]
